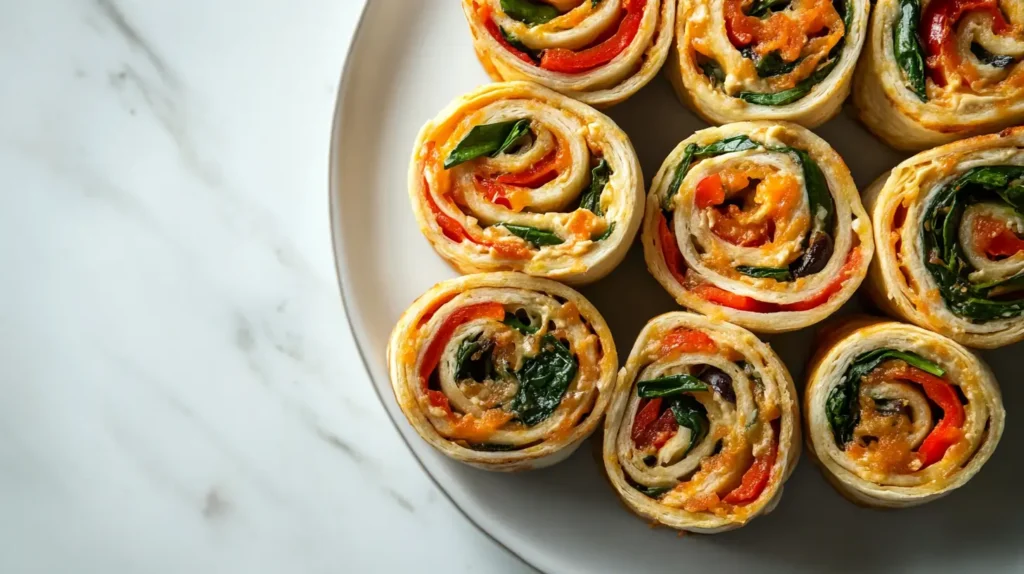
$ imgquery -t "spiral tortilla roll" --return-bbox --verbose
[854,0,1024,151]
[409,81,643,286]
[387,272,617,471]
[603,312,799,533]
[642,122,873,333]
[804,318,1004,508]
[865,128,1024,348]
[669,0,868,127]
[460,0,674,107]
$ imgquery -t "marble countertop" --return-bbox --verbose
[2,1,528,571]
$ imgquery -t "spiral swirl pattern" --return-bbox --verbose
[670,0,869,127]
[602,312,799,532]
[387,272,617,471]
[460,0,675,106]
[642,122,873,333]
[855,0,1024,150]
[804,319,1004,507]
[409,82,643,285]
[865,128,1024,348]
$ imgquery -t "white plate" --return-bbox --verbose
[330,2,1023,572]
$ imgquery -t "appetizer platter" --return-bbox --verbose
[332,1,1023,572]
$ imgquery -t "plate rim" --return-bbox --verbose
[327,1,539,571]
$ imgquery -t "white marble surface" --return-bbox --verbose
[0,1,528,572]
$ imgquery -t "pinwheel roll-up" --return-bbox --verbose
[460,0,675,107]
[855,0,1024,150]
[387,272,617,471]
[866,128,1024,348]
[603,312,800,533]
[642,122,874,333]
[409,81,644,286]
[670,0,869,127]
[804,319,1005,508]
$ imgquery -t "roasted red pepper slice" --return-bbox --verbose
[687,243,859,313]
[692,284,777,313]
[495,149,560,187]
[634,408,680,449]
[723,439,777,505]
[973,215,1024,259]
[427,390,454,416]
[424,175,472,243]
[422,143,474,243]
[922,0,1011,85]
[474,177,514,209]
[660,328,717,355]
[659,213,688,285]
[632,398,663,443]
[910,367,965,468]
[418,302,506,389]
[778,248,861,312]
[540,0,645,73]
[695,173,726,209]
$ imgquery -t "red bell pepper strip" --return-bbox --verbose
[422,143,473,243]
[909,367,965,468]
[778,248,861,312]
[723,439,777,505]
[973,215,1024,258]
[695,173,726,210]
[427,390,454,417]
[540,0,645,73]
[424,175,473,243]
[631,398,663,443]
[496,149,561,187]
[659,213,688,285]
[691,284,777,313]
[422,143,531,258]
[660,328,717,355]
[474,177,514,209]
[418,302,506,390]
[634,408,680,449]
[922,0,1011,86]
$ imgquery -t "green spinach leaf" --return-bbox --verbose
[497,223,564,247]
[893,0,927,101]
[922,166,1024,322]
[747,0,791,18]
[737,266,792,281]
[791,148,834,235]
[455,335,495,381]
[996,181,1024,211]
[509,335,577,426]
[699,59,726,87]
[501,0,560,26]
[739,57,838,106]
[634,484,674,498]
[592,222,615,242]
[662,136,760,210]
[580,158,610,216]
[753,51,801,78]
[503,311,539,334]
[669,395,709,456]
[637,375,709,398]
[499,27,541,61]
[445,119,532,169]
